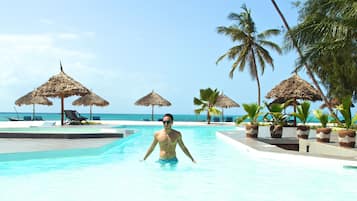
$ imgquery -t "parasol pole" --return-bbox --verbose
[32,104,35,121]
[293,98,297,127]
[90,105,93,120]
[221,107,224,122]
[61,95,64,125]
[151,105,154,121]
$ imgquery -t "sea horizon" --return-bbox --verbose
[0,112,234,122]
[0,112,321,123]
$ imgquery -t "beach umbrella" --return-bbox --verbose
[33,62,90,125]
[265,73,322,126]
[15,91,53,120]
[135,90,171,121]
[72,91,109,120]
[214,93,240,121]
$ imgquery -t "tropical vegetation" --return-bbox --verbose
[236,103,263,125]
[216,4,282,105]
[335,97,357,129]
[291,101,311,125]
[313,109,329,128]
[288,0,357,101]
[271,0,356,123]
[263,101,289,126]
[193,88,221,124]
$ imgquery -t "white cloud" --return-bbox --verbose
[0,32,95,109]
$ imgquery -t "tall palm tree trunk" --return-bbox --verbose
[270,0,340,122]
[251,50,261,105]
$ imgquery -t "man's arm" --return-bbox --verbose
[177,134,196,163]
[142,134,158,161]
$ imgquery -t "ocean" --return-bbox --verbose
[0,112,233,122]
[0,112,321,123]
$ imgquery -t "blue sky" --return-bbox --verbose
[0,0,322,115]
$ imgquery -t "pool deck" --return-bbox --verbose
[0,138,119,154]
[217,127,357,168]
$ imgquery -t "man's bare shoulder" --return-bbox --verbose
[171,129,182,135]
[154,129,165,136]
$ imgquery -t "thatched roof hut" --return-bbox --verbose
[33,63,90,125]
[135,90,171,121]
[15,91,53,106]
[215,94,240,121]
[266,74,322,101]
[15,91,53,120]
[266,74,322,126]
[72,91,109,120]
[215,94,240,108]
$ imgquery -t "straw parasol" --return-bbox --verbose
[135,90,171,121]
[266,73,322,126]
[33,62,90,125]
[72,91,109,120]
[15,91,53,120]
[215,93,240,121]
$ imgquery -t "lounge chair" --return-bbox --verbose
[34,116,43,121]
[224,116,233,122]
[64,110,88,125]
[24,116,32,121]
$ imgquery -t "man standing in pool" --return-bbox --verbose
[142,113,196,165]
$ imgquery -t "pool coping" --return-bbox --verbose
[217,130,357,168]
[0,132,123,139]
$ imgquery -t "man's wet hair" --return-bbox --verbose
[163,113,174,121]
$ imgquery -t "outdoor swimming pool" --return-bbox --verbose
[0,125,356,201]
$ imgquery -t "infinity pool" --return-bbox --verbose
[0,125,356,201]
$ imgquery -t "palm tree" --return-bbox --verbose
[216,4,282,105]
[287,0,357,100]
[269,0,354,123]
[193,88,221,124]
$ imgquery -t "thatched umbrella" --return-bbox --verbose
[266,73,322,126]
[215,93,240,121]
[135,90,171,121]
[72,91,109,120]
[15,91,53,120]
[33,62,90,125]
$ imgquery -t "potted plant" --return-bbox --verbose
[335,97,357,148]
[313,109,331,143]
[236,103,263,138]
[291,101,311,139]
[263,102,288,138]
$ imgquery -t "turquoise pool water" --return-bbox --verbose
[0,125,356,201]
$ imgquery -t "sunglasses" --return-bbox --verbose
[162,120,171,125]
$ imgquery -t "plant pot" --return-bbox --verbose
[338,130,356,148]
[316,128,332,143]
[270,125,282,138]
[296,125,310,139]
[245,124,258,138]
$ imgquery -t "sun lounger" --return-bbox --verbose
[33,116,43,121]
[224,116,233,122]
[64,110,88,125]
[24,116,32,121]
